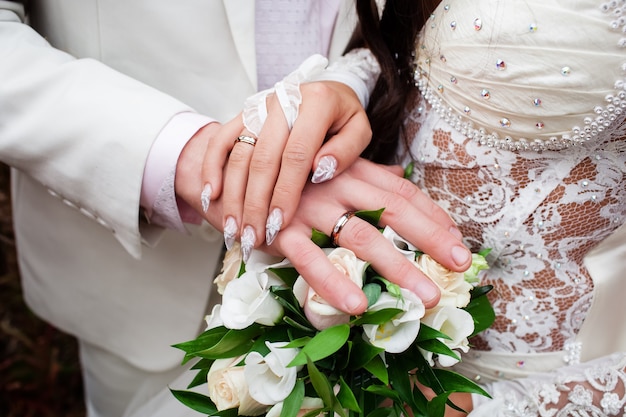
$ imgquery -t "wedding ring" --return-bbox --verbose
[330,211,355,247]
[235,135,257,147]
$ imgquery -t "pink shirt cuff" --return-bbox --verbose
[141,112,215,230]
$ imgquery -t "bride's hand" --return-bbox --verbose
[266,158,472,314]
[199,81,370,261]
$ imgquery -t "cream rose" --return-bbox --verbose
[207,355,267,416]
[220,269,284,329]
[415,254,473,308]
[293,247,367,330]
[214,242,243,295]
[362,288,425,353]
[420,305,474,367]
[244,341,302,405]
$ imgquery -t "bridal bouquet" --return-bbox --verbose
[171,209,494,417]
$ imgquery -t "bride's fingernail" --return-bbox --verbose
[223,216,237,250]
[265,208,283,246]
[241,226,256,263]
[311,155,337,184]
[200,183,212,213]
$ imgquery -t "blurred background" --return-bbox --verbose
[0,163,85,417]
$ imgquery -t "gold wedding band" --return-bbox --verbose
[330,211,355,247]
[235,135,257,146]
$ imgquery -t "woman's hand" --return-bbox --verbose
[200,80,371,261]
[177,130,470,315]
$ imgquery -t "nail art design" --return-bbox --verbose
[201,183,212,213]
[311,155,337,184]
[241,225,256,263]
[223,216,237,250]
[265,208,283,246]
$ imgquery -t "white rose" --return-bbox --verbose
[382,226,418,260]
[204,303,223,330]
[214,242,243,295]
[266,397,326,417]
[244,342,303,405]
[293,247,366,330]
[415,254,473,308]
[220,269,284,329]
[207,355,267,416]
[362,288,425,353]
[420,305,474,367]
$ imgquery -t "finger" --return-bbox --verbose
[349,160,471,271]
[310,110,371,184]
[221,129,258,257]
[266,83,364,243]
[240,96,291,250]
[201,116,245,212]
[273,219,369,315]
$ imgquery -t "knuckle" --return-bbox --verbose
[344,220,377,250]
[282,142,311,166]
[227,147,251,167]
[393,177,419,200]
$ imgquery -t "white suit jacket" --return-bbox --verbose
[0,0,356,372]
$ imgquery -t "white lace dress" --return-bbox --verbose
[404,1,626,415]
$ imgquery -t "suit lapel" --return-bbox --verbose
[223,0,257,90]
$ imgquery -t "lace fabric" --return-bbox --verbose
[399,0,626,414]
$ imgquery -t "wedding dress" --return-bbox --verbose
[404,0,626,415]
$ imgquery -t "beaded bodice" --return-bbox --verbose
[404,0,626,356]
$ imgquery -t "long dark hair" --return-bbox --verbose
[347,0,439,164]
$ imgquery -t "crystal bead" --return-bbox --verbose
[516,361,525,368]
[500,117,511,127]
[440,54,447,63]
[533,98,542,106]
[496,59,506,70]
[443,4,450,11]
[481,89,491,99]
[450,21,457,30]
[450,76,457,84]
[561,66,572,76]
[474,18,482,31]
[529,23,538,32]
[536,121,545,129]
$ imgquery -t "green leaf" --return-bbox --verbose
[363,354,389,384]
[386,354,416,410]
[306,357,342,416]
[271,287,315,331]
[425,392,449,417]
[172,327,229,355]
[403,162,414,179]
[363,384,400,402]
[284,336,312,349]
[469,284,493,300]
[351,308,403,326]
[354,208,385,226]
[186,368,209,389]
[190,358,214,370]
[417,339,460,362]
[289,324,350,367]
[464,291,496,337]
[416,323,452,342]
[269,267,300,288]
[193,325,263,359]
[280,379,305,417]
[432,369,491,397]
[347,337,385,370]
[362,283,382,307]
[311,228,332,247]
[169,389,218,415]
[337,376,361,412]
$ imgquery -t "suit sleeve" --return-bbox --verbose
[0,2,194,257]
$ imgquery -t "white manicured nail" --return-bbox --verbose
[265,208,283,246]
[241,226,256,263]
[311,155,337,184]
[223,216,237,250]
[201,183,212,213]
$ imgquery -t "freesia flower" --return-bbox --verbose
[244,342,302,405]
[214,242,243,295]
[220,269,284,329]
[362,288,425,353]
[204,303,223,330]
[294,247,367,330]
[382,226,418,261]
[464,252,490,284]
[207,355,267,416]
[420,305,474,367]
[415,253,473,308]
